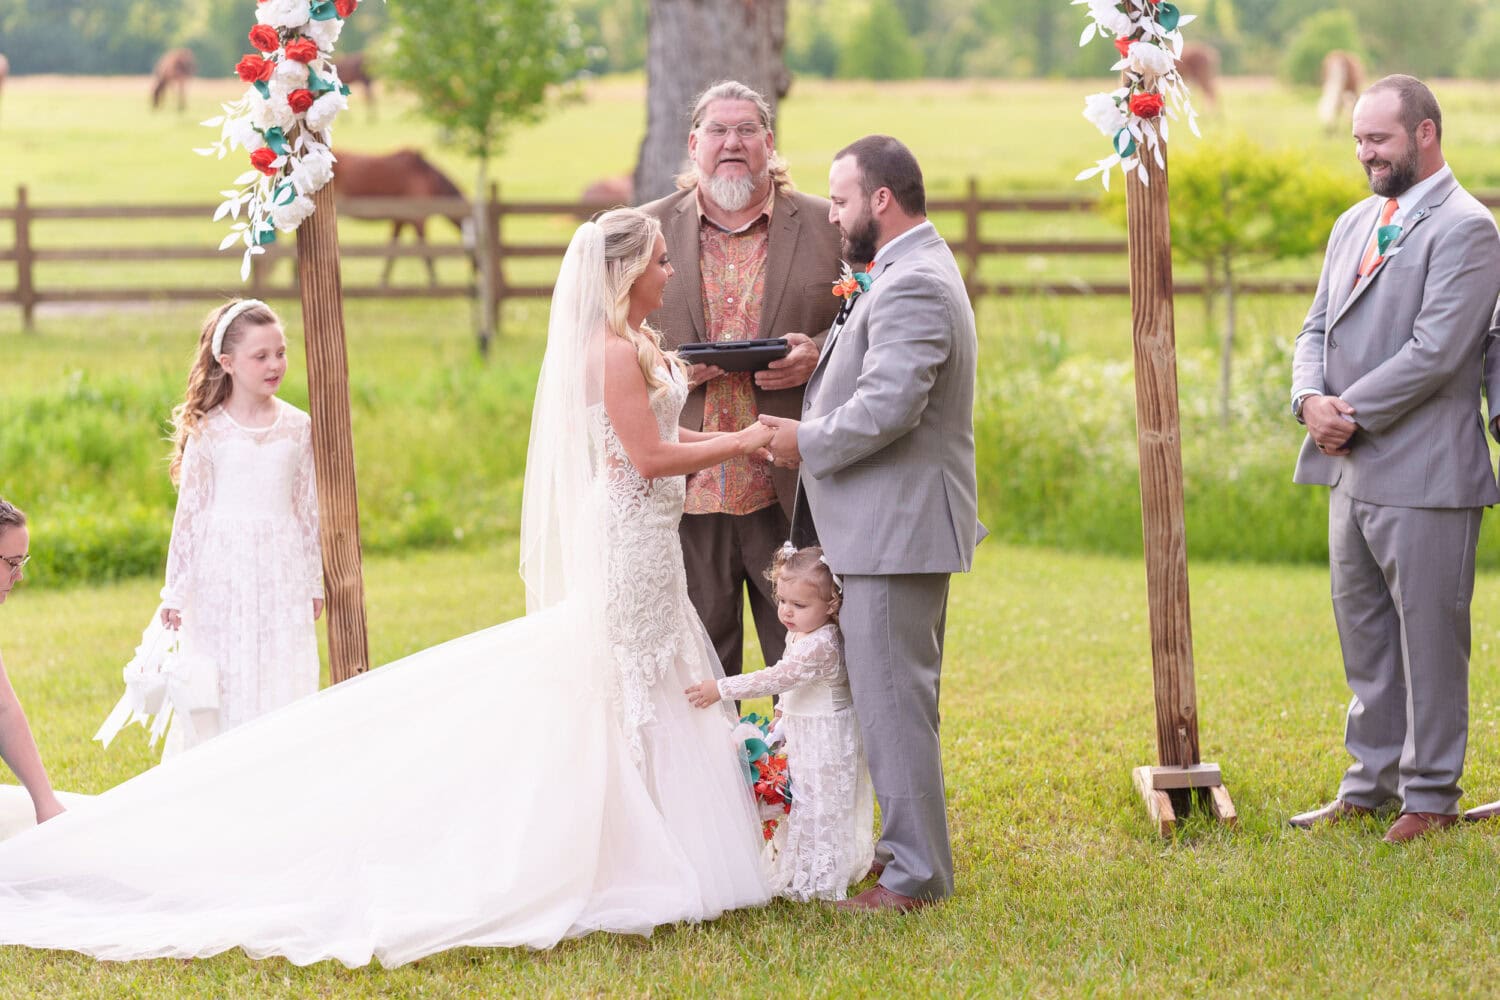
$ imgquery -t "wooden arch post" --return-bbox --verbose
[296,182,370,683]
[1124,145,1235,835]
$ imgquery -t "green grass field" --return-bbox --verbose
[7,72,1500,996]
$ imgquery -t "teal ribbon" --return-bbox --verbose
[853,271,873,293]
[1157,3,1181,31]
[1376,224,1402,255]
[262,126,290,156]
[272,182,297,207]
[307,67,336,95]
[253,227,277,246]
[309,1,340,20]
[252,80,271,100]
[1113,128,1137,158]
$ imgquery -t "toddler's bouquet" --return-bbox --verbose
[734,713,793,841]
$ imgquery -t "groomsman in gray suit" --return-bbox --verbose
[760,135,984,910]
[1287,75,1500,844]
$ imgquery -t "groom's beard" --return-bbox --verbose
[840,211,879,266]
[699,170,762,213]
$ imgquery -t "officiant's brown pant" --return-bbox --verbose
[679,505,789,678]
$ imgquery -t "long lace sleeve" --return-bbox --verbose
[717,626,844,701]
[292,418,324,601]
[160,432,214,609]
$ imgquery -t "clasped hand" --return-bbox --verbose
[1303,394,1358,456]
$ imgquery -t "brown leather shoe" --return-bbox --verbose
[1382,811,1457,844]
[863,860,885,882]
[1288,799,1376,829]
[1463,800,1500,822]
[834,884,933,914]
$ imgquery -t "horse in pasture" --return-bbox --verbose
[1175,42,1220,111]
[580,176,634,212]
[334,53,376,119]
[1318,50,1364,135]
[150,48,196,112]
[332,149,473,287]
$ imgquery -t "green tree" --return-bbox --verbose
[381,0,587,353]
[1104,137,1363,426]
[1460,6,1500,79]
[1280,8,1362,86]
[1349,0,1483,79]
[837,0,922,80]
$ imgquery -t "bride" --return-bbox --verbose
[0,208,778,967]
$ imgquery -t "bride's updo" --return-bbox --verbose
[596,208,685,396]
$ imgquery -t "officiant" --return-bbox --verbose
[639,80,844,678]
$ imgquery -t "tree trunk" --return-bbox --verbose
[634,0,790,204]
[473,157,494,356]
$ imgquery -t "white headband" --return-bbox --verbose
[212,299,267,357]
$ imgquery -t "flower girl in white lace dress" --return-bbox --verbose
[687,543,875,901]
[156,299,323,755]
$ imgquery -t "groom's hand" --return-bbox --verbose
[758,414,802,469]
[755,333,818,391]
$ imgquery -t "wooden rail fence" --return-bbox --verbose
[11,180,1495,331]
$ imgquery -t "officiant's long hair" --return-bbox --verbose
[597,209,686,398]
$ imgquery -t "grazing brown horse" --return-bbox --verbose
[332,149,472,287]
[333,53,376,119]
[1318,50,1365,135]
[1174,42,1220,112]
[150,48,196,112]
[580,176,634,212]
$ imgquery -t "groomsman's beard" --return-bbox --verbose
[840,214,879,267]
[1365,137,1419,197]
[700,170,762,213]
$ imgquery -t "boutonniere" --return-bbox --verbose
[832,261,874,302]
[1376,224,1402,256]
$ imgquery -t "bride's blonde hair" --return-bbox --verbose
[596,208,686,396]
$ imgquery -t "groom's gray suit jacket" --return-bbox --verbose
[795,222,985,570]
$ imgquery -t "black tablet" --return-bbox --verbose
[677,338,790,372]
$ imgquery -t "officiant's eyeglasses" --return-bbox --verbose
[2,554,29,576]
[699,122,766,141]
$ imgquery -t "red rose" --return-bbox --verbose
[335,0,358,16]
[235,53,275,83]
[250,147,280,176]
[284,38,320,63]
[1128,92,1165,118]
[1114,36,1132,58]
[287,89,316,113]
[248,25,280,53]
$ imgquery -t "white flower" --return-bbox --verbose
[1084,0,1132,37]
[268,59,310,101]
[290,147,335,194]
[1082,92,1127,136]
[1126,40,1176,80]
[271,193,317,231]
[255,0,311,30]
[229,117,265,152]
[305,89,348,133]
[303,16,344,52]
[248,91,297,133]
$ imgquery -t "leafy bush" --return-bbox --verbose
[1280,10,1362,87]
[1461,8,1500,80]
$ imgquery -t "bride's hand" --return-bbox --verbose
[735,421,775,455]
[685,680,722,708]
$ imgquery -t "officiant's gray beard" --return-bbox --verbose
[700,171,761,213]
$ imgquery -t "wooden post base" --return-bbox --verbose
[1133,764,1236,837]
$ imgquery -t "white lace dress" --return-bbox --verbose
[159,400,323,754]
[0,371,769,967]
[718,624,876,901]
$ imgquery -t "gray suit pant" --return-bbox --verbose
[679,506,790,678]
[1329,488,1481,815]
[841,572,953,901]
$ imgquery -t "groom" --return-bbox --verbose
[761,135,983,911]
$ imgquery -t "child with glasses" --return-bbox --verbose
[0,497,67,827]
[685,542,875,901]
[147,299,324,757]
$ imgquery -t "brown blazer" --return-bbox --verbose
[639,186,846,516]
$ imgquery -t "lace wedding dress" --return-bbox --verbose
[159,399,323,754]
[0,229,770,965]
